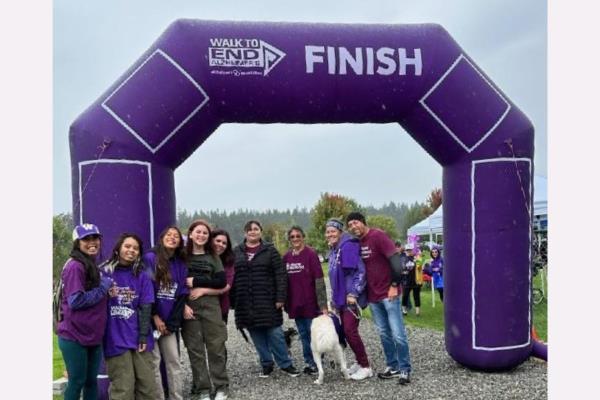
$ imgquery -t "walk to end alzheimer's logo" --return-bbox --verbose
[208,38,286,77]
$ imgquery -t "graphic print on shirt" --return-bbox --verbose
[360,245,372,260]
[110,286,138,319]
[403,259,415,273]
[286,262,305,274]
[156,282,178,301]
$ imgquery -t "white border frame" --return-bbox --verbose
[78,159,154,247]
[471,157,532,351]
[101,48,210,154]
[420,54,511,153]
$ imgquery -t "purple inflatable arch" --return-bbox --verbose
[70,20,542,371]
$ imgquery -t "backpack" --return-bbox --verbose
[52,259,71,333]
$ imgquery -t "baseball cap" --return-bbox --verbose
[405,243,415,250]
[72,223,102,241]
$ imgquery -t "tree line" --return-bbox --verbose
[53,189,441,282]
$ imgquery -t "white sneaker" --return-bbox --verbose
[350,367,373,381]
[347,363,361,375]
[198,391,211,400]
[215,389,228,400]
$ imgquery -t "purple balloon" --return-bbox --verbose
[70,20,537,371]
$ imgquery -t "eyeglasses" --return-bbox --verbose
[289,235,302,239]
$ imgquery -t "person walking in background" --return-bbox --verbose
[101,233,159,400]
[230,220,301,378]
[400,243,422,316]
[346,211,413,385]
[394,241,404,254]
[282,225,329,375]
[57,223,113,400]
[394,240,412,312]
[424,246,444,302]
[181,220,229,400]
[325,218,372,381]
[143,226,188,400]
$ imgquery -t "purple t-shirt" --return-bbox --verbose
[359,228,397,303]
[57,259,108,346]
[143,251,189,322]
[102,266,155,357]
[283,246,323,319]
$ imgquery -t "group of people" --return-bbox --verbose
[392,240,445,317]
[56,211,444,400]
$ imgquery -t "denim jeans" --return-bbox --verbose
[295,318,316,367]
[58,336,103,400]
[248,326,293,369]
[369,297,412,373]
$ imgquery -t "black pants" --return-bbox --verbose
[402,285,421,308]
[436,288,444,302]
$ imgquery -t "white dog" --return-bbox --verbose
[310,314,350,384]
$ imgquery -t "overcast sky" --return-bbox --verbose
[53,0,547,214]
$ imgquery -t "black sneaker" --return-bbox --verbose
[398,370,411,385]
[281,365,301,377]
[191,386,202,395]
[303,365,318,375]
[377,367,400,379]
[259,365,274,378]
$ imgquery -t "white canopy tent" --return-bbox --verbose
[407,175,547,307]
[407,175,548,238]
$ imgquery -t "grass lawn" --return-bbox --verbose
[53,334,64,379]
[401,281,547,342]
[320,262,548,342]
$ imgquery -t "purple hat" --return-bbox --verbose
[72,223,102,241]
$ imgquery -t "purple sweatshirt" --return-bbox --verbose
[57,259,109,346]
[328,233,367,309]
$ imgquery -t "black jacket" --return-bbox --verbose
[231,240,287,329]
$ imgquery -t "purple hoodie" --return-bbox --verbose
[328,232,367,309]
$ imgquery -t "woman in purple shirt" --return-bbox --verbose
[325,218,372,381]
[282,225,328,375]
[57,223,113,400]
[143,226,188,400]
[101,233,158,400]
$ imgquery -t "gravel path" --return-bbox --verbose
[179,312,547,400]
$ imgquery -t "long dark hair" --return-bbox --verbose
[70,240,101,290]
[102,233,144,276]
[153,226,186,288]
[211,228,234,265]
[186,219,216,256]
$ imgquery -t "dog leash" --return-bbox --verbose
[347,304,362,320]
